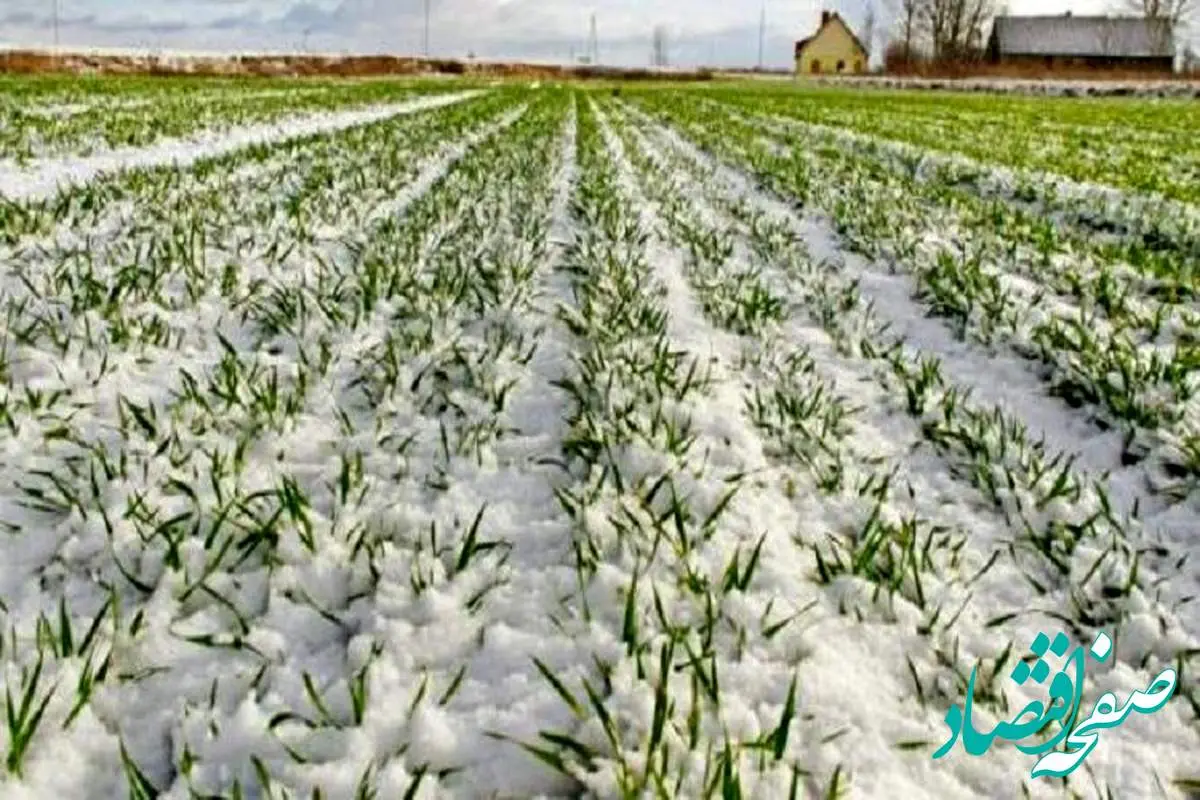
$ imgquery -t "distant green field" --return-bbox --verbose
[672,81,1200,203]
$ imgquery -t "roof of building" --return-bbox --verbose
[990,15,1174,59]
[795,11,869,58]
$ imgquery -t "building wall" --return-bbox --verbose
[795,21,867,75]
[991,53,1175,74]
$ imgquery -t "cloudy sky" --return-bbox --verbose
[0,0,1187,68]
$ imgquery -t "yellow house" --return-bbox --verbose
[795,11,869,75]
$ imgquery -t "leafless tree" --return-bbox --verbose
[892,0,928,63]
[1122,0,1197,53]
[924,0,994,61]
[1097,15,1122,60]
[1123,0,1196,27]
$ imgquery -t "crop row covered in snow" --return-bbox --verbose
[0,76,1197,798]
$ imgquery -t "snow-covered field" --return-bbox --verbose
[0,77,456,165]
[0,78,1197,798]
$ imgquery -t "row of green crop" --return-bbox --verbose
[631,91,1200,491]
[696,84,1200,203]
[0,94,521,373]
[612,90,1200,715]
[0,88,573,796]
[0,90,525,249]
[0,77,463,164]
[709,97,1200,290]
[597,93,1200,796]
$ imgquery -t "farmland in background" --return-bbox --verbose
[0,75,1198,798]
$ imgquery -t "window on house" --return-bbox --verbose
[811,59,821,72]
[837,60,846,72]
[855,60,863,72]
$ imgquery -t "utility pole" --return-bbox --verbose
[588,13,598,64]
[757,0,765,70]
[652,25,668,67]
[423,0,430,57]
